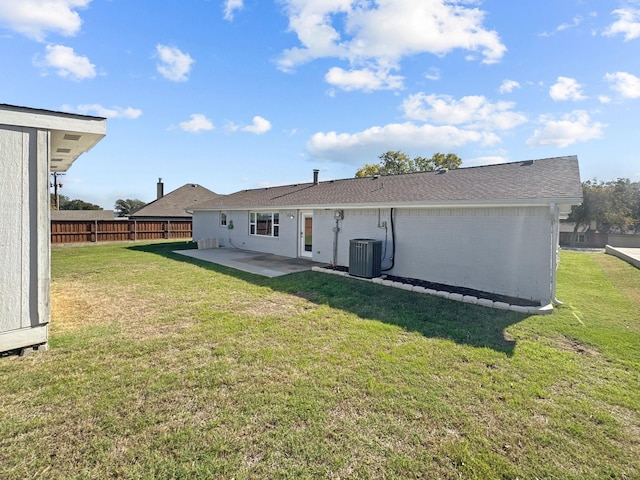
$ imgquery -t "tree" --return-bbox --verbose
[567,179,640,233]
[51,194,102,210]
[355,151,462,177]
[115,198,146,217]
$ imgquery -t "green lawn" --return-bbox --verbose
[1,242,639,479]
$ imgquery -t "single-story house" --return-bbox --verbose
[0,104,106,354]
[191,156,582,307]
[129,179,218,221]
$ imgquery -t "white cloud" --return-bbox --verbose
[499,79,520,94]
[223,0,243,21]
[243,116,272,134]
[35,44,95,80]
[227,116,272,134]
[401,93,527,131]
[307,122,499,164]
[557,15,583,32]
[179,114,214,133]
[425,67,440,81]
[64,104,142,119]
[603,8,640,41]
[526,110,605,148]
[325,66,403,91]
[549,76,586,101]
[465,156,508,167]
[277,0,506,91]
[0,0,91,41]
[156,44,194,82]
[605,71,640,99]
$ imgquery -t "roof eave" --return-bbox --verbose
[192,196,583,212]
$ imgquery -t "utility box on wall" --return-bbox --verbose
[349,239,382,278]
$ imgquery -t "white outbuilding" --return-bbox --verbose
[0,104,106,354]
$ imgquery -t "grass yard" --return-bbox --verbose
[1,241,639,479]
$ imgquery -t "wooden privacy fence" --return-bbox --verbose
[51,220,192,244]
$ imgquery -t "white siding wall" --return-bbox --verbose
[0,127,49,352]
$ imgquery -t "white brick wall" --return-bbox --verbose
[314,206,552,304]
[195,205,554,304]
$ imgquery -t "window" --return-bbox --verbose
[250,212,279,237]
[576,233,585,243]
[220,212,227,226]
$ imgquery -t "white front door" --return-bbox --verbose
[299,211,313,258]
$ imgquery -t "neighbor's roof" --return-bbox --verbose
[130,183,219,218]
[0,104,106,173]
[51,210,116,221]
[192,156,582,211]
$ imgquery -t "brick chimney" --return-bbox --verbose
[157,178,164,199]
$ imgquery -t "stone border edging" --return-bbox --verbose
[311,267,552,315]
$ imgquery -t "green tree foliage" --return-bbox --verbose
[51,194,103,210]
[568,179,640,233]
[115,198,146,217]
[355,151,462,177]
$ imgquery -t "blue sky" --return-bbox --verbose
[1,0,639,208]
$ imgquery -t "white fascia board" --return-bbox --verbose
[0,105,106,135]
[191,197,583,212]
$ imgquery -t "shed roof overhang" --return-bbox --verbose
[0,104,106,172]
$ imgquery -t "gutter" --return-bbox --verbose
[189,197,584,213]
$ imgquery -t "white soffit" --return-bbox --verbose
[49,130,105,172]
[0,104,106,172]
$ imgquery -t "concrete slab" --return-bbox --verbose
[605,245,640,269]
[173,247,318,278]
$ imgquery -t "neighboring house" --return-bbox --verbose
[191,156,582,307]
[560,221,640,249]
[1,104,106,354]
[129,179,218,220]
[559,222,608,248]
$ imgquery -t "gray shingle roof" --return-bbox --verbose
[51,210,116,221]
[131,184,219,218]
[193,156,582,210]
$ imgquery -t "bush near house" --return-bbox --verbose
[0,242,638,479]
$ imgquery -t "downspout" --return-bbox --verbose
[382,208,395,272]
[332,217,340,266]
[550,203,563,306]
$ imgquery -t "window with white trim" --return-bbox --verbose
[220,212,227,226]
[250,212,279,237]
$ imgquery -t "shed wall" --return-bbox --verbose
[0,126,49,352]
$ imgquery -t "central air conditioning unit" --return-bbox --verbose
[349,239,382,278]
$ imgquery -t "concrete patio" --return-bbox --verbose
[174,247,319,277]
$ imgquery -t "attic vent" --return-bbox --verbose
[63,134,82,141]
[191,184,197,187]
[56,148,71,153]
[438,168,448,174]
[521,160,534,166]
